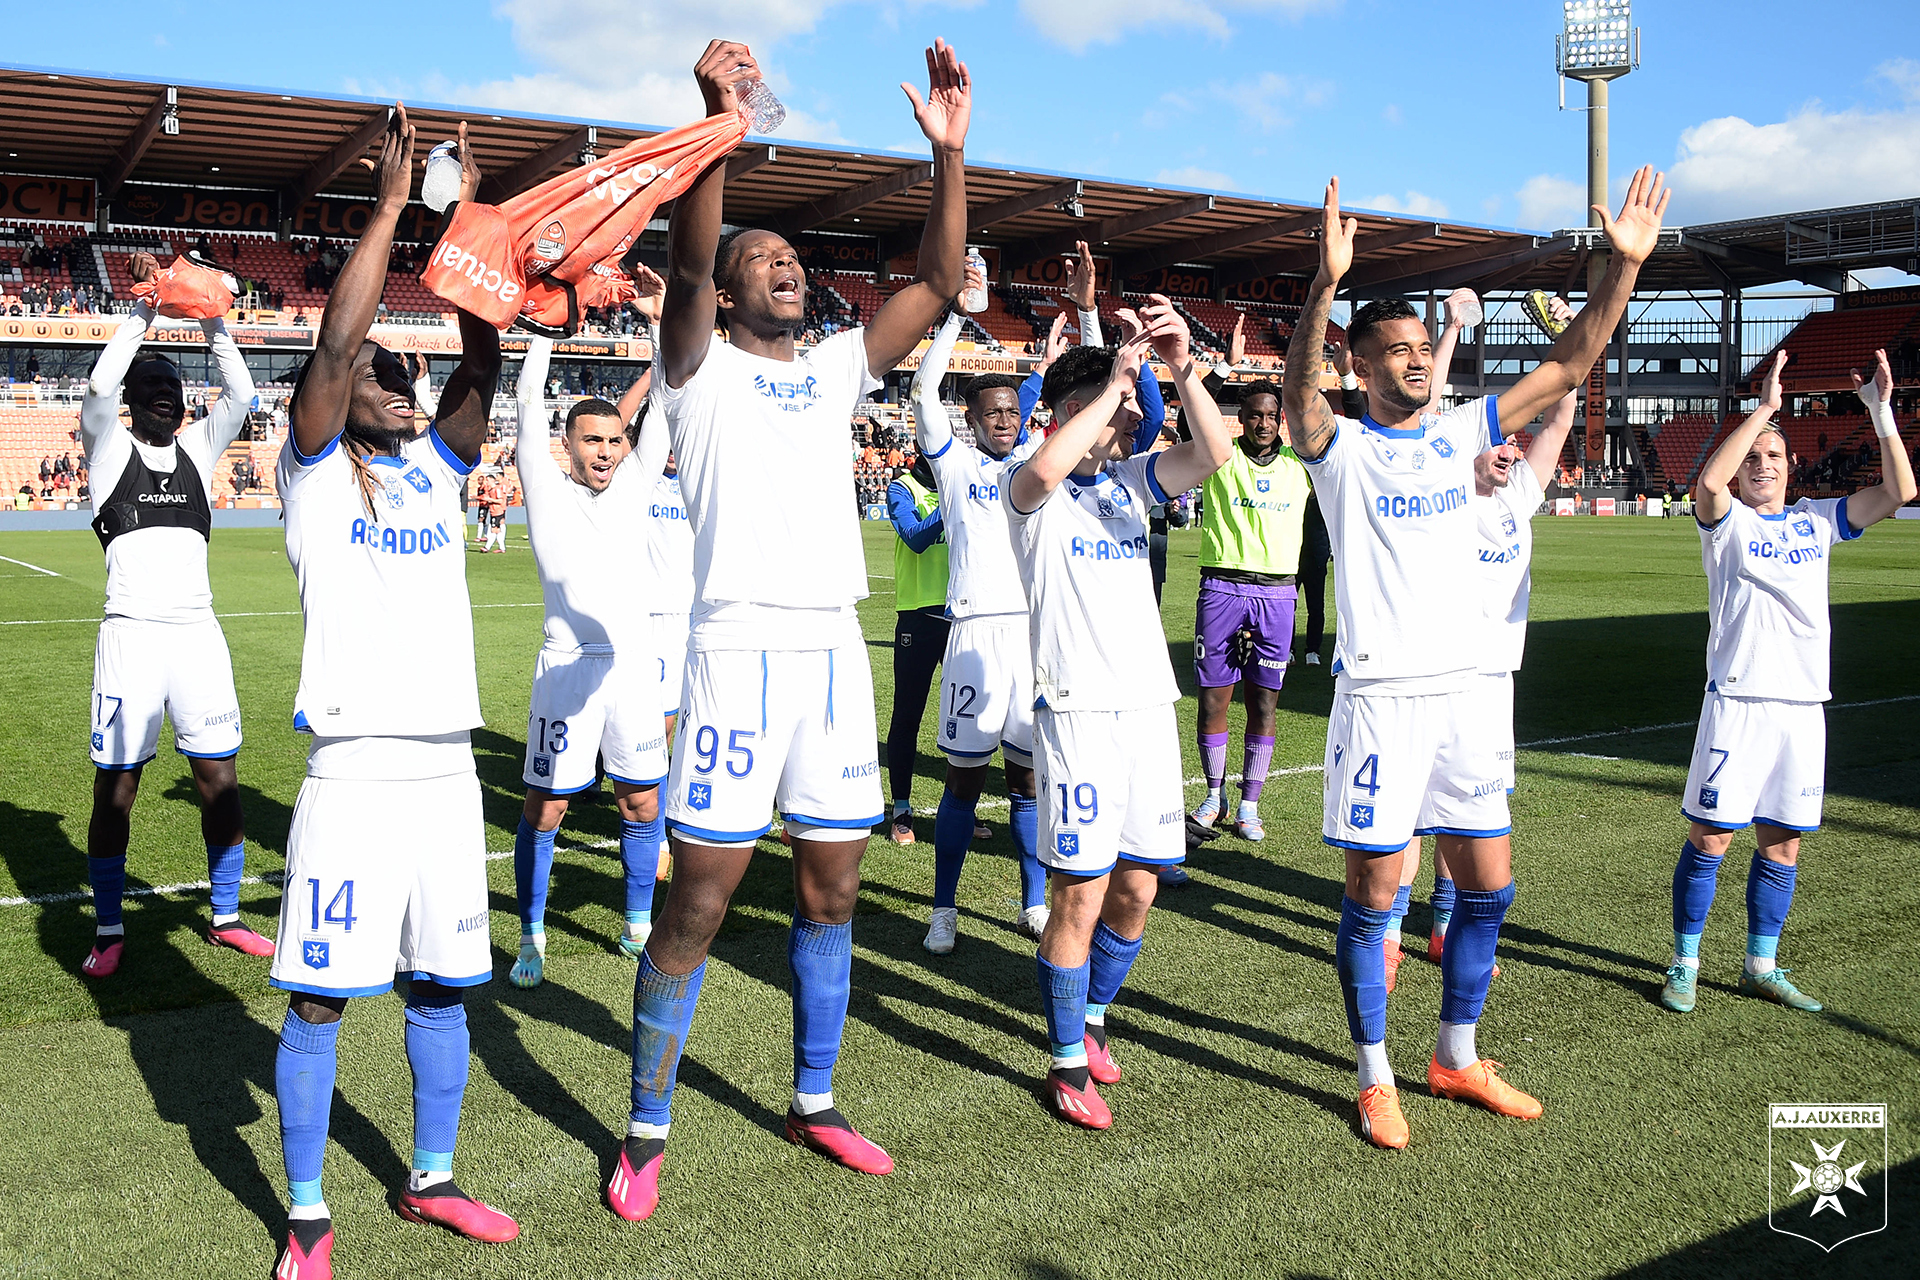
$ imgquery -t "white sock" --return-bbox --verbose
[1356,1040,1393,1091]
[1384,921,1402,943]
[407,1168,452,1193]
[793,1089,834,1116]
[519,931,545,954]
[1671,953,1700,970]
[1205,786,1223,809]
[1437,1020,1479,1071]
[96,924,126,939]
[1745,954,1776,976]
[212,912,240,928]
[288,1200,329,1222]
[627,1120,670,1141]
[1237,798,1258,820]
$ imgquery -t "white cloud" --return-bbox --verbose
[1667,103,1920,223]
[1877,57,1920,102]
[1515,173,1588,230]
[1157,165,1237,191]
[1019,0,1337,54]
[1355,190,1449,218]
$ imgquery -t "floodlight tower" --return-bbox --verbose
[1557,0,1640,292]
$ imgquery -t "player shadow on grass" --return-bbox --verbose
[0,800,408,1236]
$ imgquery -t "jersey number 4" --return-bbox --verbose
[1351,753,1382,797]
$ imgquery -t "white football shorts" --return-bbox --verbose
[1681,692,1826,833]
[90,616,243,769]
[664,644,884,846]
[1321,687,1512,851]
[1465,671,1518,794]
[523,646,668,793]
[650,611,691,708]
[939,614,1036,767]
[1034,703,1185,876]
[269,770,492,997]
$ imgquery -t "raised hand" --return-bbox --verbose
[1063,239,1095,311]
[1318,176,1357,285]
[694,40,761,117]
[1444,287,1483,330]
[902,38,970,153]
[454,119,482,204]
[1328,337,1351,376]
[1594,164,1669,266]
[1228,309,1245,366]
[1113,307,1144,343]
[1140,293,1192,370]
[631,263,667,326]
[1110,329,1152,394]
[1850,348,1893,407]
[1040,309,1069,370]
[957,257,986,307]
[360,103,415,211]
[128,251,158,285]
[1759,349,1787,413]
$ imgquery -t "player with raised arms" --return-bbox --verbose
[1659,347,1914,1014]
[912,263,1049,954]
[1283,168,1668,1149]
[267,110,519,1279]
[78,251,267,977]
[1006,300,1231,1130]
[609,37,971,1221]
[506,316,670,989]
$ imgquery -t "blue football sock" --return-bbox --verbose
[276,1010,339,1208]
[621,816,663,923]
[1008,792,1045,911]
[1037,953,1091,1066]
[1087,920,1145,1007]
[1671,840,1722,944]
[789,917,852,1096]
[1745,853,1798,955]
[1439,881,1515,1025]
[207,842,245,919]
[631,953,706,1126]
[1385,884,1411,942]
[513,817,556,935]
[1431,875,1456,935]
[932,789,976,909]
[87,855,127,930]
[1335,897,1392,1044]
[403,990,468,1175]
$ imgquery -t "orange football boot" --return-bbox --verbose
[1427,1058,1541,1119]
[1357,1083,1409,1149]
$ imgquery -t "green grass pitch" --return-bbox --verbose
[0,516,1915,1278]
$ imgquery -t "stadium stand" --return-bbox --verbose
[1757,303,1920,393]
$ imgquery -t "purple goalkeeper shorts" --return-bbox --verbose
[1194,578,1296,691]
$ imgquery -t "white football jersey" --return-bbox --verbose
[82,306,254,624]
[647,473,696,615]
[1005,454,1180,712]
[1473,458,1542,674]
[516,338,654,655]
[1699,496,1859,702]
[658,328,880,649]
[1303,397,1500,692]
[278,427,481,738]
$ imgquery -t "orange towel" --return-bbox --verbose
[130,256,237,320]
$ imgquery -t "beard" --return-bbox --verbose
[127,402,184,439]
[343,416,414,455]
[1376,375,1430,413]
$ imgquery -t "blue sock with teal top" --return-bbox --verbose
[1431,875,1457,936]
[1745,853,1797,973]
[276,1009,339,1212]
[631,954,706,1126]
[1672,840,1722,965]
[932,789,976,909]
[87,855,127,931]
[1037,953,1091,1086]
[1086,921,1143,1050]
[621,816,662,924]
[1440,882,1514,1025]
[513,817,556,935]
[1335,897,1392,1044]
[403,990,468,1185]
[1385,883,1411,942]
[1008,791,1045,911]
[207,841,245,921]
[789,917,852,1098]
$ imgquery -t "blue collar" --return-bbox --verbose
[1361,414,1425,441]
[366,453,407,469]
[1756,510,1788,522]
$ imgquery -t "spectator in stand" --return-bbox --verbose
[39,457,52,483]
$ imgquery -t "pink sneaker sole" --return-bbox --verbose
[784,1110,894,1175]
[396,1188,519,1242]
[606,1143,663,1222]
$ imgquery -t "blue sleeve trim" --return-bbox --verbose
[667,818,774,843]
[1144,452,1171,505]
[402,969,492,988]
[429,426,478,477]
[924,437,953,460]
[1299,422,1337,464]
[289,432,340,468]
[1004,460,1044,516]
[270,977,394,998]
[1019,371,1043,426]
[1696,509,1730,531]
[780,811,887,830]
[1486,394,1503,446]
[1835,496,1864,540]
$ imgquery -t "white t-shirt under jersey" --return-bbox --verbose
[658,328,881,650]
[515,337,653,655]
[277,427,481,738]
[647,473,695,615]
[81,304,255,624]
[1302,396,1502,693]
[1699,495,1860,703]
[1005,453,1181,712]
[1473,458,1543,675]
[915,311,1034,620]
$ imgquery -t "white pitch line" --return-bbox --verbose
[0,554,60,577]
[2,602,543,626]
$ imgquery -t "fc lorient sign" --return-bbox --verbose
[1768,1103,1888,1252]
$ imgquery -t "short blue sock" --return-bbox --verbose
[1335,897,1392,1044]
[932,789,976,909]
[1440,881,1515,1025]
[207,842,245,917]
[790,917,852,1096]
[513,817,557,934]
[1672,840,1722,939]
[1431,875,1456,933]
[1008,791,1044,911]
[1037,952,1090,1052]
[276,1010,339,1205]
[1087,920,1144,1007]
[1676,931,1703,959]
[1386,884,1411,936]
[1745,853,1798,953]
[621,815,663,923]
[87,856,127,929]
[631,954,706,1125]
[403,990,467,1172]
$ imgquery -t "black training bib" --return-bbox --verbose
[92,444,212,550]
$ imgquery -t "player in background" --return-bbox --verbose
[912,262,1049,953]
[1660,348,1914,1014]
[267,112,518,1279]
[1188,377,1311,844]
[79,252,268,977]
[506,330,669,989]
[482,469,509,551]
[473,471,496,548]
[883,444,949,846]
[1284,169,1668,1149]
[612,38,970,1221]
[1006,300,1232,1130]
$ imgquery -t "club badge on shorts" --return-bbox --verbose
[532,754,552,779]
[688,782,712,811]
[1350,803,1375,829]
[1768,1103,1888,1251]
[302,938,331,970]
[1056,833,1079,858]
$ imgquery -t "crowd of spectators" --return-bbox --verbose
[851,413,916,511]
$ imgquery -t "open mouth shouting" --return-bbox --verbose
[770,271,801,306]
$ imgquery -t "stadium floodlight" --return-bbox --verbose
[1556,0,1639,81]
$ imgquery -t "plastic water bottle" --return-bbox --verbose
[421,141,463,213]
[737,79,787,135]
[963,247,988,313]
[1448,293,1484,330]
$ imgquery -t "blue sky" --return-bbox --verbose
[9,0,1919,235]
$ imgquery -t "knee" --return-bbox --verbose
[1686,825,1734,860]
[1006,764,1037,799]
[289,995,345,1026]
[523,794,567,831]
[618,787,660,823]
[945,764,986,802]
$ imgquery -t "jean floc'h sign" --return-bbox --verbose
[0,175,96,222]
[111,183,445,244]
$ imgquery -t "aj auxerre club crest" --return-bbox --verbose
[1256,477,1271,493]
[1769,1103,1888,1251]
[1793,516,1815,539]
